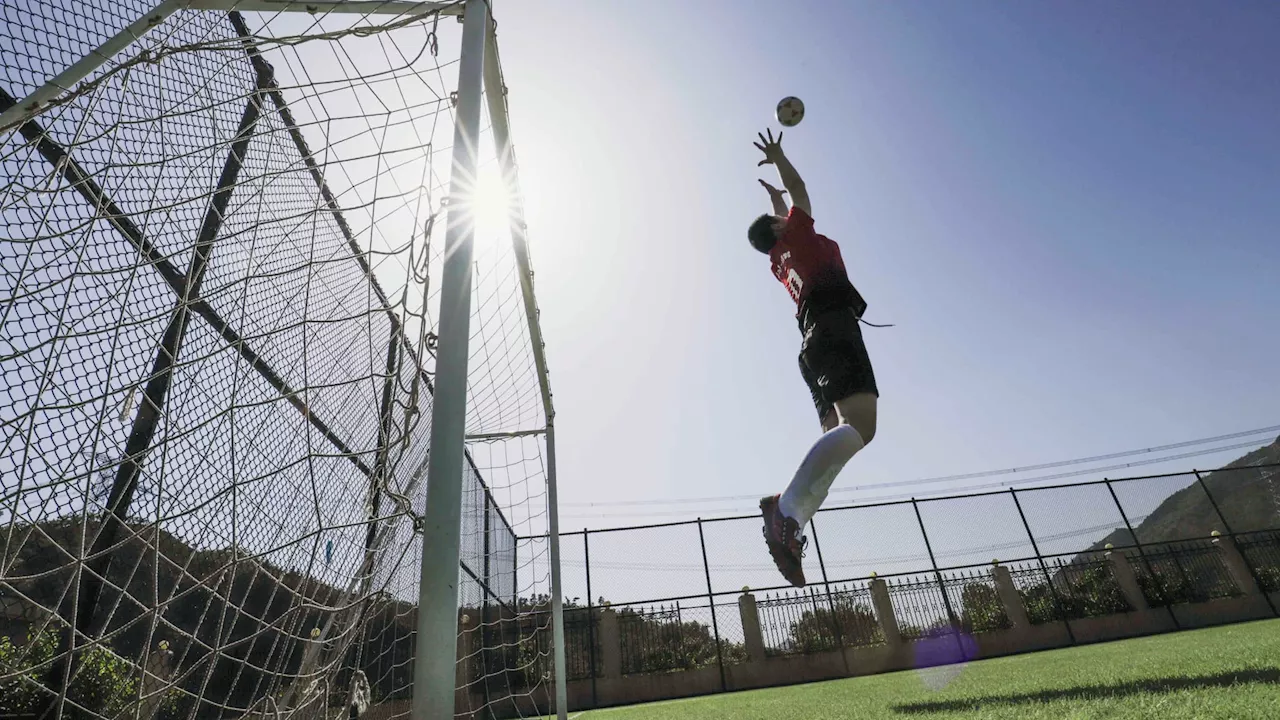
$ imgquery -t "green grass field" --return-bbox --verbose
[565,619,1280,720]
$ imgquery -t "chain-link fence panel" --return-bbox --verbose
[916,492,1037,568]
[1013,483,1129,555]
[701,514,791,595]
[1198,464,1280,534]
[585,523,708,606]
[1109,472,1219,544]
[809,501,932,581]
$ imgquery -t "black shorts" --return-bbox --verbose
[798,306,879,422]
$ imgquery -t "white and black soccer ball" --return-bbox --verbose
[776,96,805,127]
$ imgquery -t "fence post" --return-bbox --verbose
[807,516,847,669]
[911,499,968,659]
[1194,470,1276,616]
[1105,479,1181,629]
[1009,489,1076,643]
[584,529,597,706]
[990,564,1030,630]
[696,518,727,692]
[1106,550,1149,611]
[599,608,621,679]
[738,592,766,662]
[480,492,492,709]
[675,600,686,651]
[868,577,902,647]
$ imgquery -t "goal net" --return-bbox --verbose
[1,2,564,718]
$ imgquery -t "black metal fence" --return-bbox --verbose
[543,460,1280,684]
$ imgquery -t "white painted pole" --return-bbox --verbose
[411,0,488,717]
[482,19,569,720]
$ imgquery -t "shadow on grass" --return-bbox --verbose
[893,668,1280,714]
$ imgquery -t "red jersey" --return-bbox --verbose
[768,207,865,317]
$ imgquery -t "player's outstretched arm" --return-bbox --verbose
[754,129,811,216]
[759,179,789,217]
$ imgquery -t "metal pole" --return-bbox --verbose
[584,529,598,706]
[481,493,492,709]
[483,14,567,718]
[807,517,846,664]
[1104,479,1181,629]
[1008,489,1076,643]
[544,425,569,715]
[911,499,966,658]
[695,518,726,692]
[674,600,685,666]
[1194,470,1277,616]
[411,1,488,717]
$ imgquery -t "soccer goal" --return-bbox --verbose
[1,1,567,718]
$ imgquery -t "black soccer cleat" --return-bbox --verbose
[760,494,807,588]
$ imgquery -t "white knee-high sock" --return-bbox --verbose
[777,425,865,528]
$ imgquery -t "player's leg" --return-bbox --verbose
[779,392,876,524]
[761,308,877,587]
[757,353,831,588]
[778,309,878,527]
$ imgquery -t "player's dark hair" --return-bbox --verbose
[748,213,777,254]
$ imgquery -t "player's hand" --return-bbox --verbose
[758,179,787,197]
[754,129,785,167]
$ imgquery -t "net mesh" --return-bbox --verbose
[1,2,556,718]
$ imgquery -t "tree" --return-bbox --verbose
[788,595,883,652]
[958,582,1010,633]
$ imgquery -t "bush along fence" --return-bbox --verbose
[459,461,1280,718]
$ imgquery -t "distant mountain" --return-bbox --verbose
[1086,437,1280,552]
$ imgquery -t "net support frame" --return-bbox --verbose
[3,1,565,714]
[482,12,569,717]
[411,0,490,718]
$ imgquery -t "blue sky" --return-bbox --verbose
[488,0,1280,528]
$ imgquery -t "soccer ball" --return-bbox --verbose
[776,96,805,127]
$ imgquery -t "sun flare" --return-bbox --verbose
[469,163,513,246]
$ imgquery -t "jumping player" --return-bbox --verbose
[749,129,878,588]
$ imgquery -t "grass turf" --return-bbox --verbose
[562,618,1280,720]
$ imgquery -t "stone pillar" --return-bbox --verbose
[1214,534,1263,595]
[1108,551,1149,611]
[598,608,621,679]
[738,592,766,662]
[991,565,1030,629]
[869,578,902,647]
[139,643,174,720]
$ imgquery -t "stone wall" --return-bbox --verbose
[461,536,1278,718]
